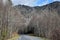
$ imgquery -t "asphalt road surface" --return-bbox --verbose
[17,35,46,40]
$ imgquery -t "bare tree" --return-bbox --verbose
[0,0,26,40]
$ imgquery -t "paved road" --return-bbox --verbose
[17,35,46,40]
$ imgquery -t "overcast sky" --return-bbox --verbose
[11,0,60,6]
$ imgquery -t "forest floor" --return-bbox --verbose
[7,33,19,40]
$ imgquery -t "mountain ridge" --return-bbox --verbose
[14,1,60,18]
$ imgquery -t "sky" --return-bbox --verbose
[11,0,60,7]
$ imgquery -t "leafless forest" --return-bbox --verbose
[0,0,27,40]
[0,0,60,40]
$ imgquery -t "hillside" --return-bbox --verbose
[14,1,60,18]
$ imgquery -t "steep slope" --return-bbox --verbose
[14,5,34,18]
[34,1,60,14]
[15,1,60,39]
[14,1,60,17]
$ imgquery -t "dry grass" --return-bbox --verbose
[7,32,19,40]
